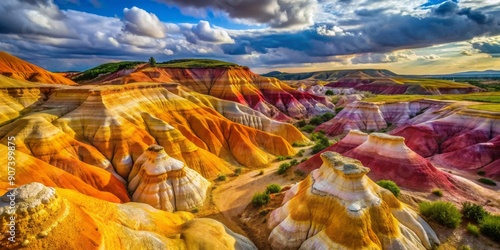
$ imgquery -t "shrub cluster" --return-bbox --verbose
[376,180,400,197]
[277,163,291,175]
[480,215,500,242]
[419,201,462,228]
[251,192,270,207]
[266,184,282,194]
[462,202,490,223]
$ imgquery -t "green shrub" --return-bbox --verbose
[296,151,303,157]
[276,156,285,161]
[477,170,486,176]
[462,202,490,223]
[292,142,307,147]
[321,113,334,122]
[310,133,331,154]
[480,215,500,242]
[376,180,401,197]
[251,192,270,207]
[325,90,334,96]
[478,178,497,186]
[266,184,282,194]
[285,156,293,160]
[309,116,323,126]
[467,223,480,237]
[234,168,242,176]
[300,125,316,133]
[431,189,443,197]
[419,201,462,228]
[290,159,299,166]
[335,107,344,113]
[296,120,307,127]
[191,207,199,213]
[300,157,309,163]
[277,163,291,175]
[217,174,227,181]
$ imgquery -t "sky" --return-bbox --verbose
[0,0,499,74]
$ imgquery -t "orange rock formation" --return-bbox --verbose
[0,182,257,249]
[0,51,76,85]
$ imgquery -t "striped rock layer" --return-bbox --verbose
[86,65,335,120]
[317,100,500,178]
[269,152,439,250]
[0,82,297,205]
[298,131,455,191]
[128,145,210,212]
[0,182,256,250]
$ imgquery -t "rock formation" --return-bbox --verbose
[298,132,456,191]
[0,182,256,250]
[268,152,440,250]
[72,62,334,120]
[0,51,76,85]
[178,89,309,144]
[128,145,210,212]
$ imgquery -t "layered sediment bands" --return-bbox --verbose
[394,109,500,177]
[179,90,309,144]
[316,102,387,135]
[128,145,210,212]
[297,130,368,172]
[345,133,455,191]
[298,132,455,191]
[0,51,76,85]
[0,183,257,250]
[268,152,439,250]
[0,113,130,201]
[0,145,124,203]
[102,66,334,120]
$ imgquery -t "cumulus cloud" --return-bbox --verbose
[185,21,234,44]
[157,0,318,29]
[350,51,440,64]
[471,36,500,57]
[123,7,166,38]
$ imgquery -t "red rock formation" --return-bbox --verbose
[298,132,456,191]
[0,51,76,85]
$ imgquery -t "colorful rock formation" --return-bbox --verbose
[298,132,455,191]
[128,145,210,212]
[268,152,439,250]
[0,51,76,85]
[0,182,257,249]
[178,90,309,144]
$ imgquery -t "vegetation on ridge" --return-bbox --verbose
[74,61,144,82]
[157,58,243,68]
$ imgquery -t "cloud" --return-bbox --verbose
[123,7,166,38]
[157,0,318,29]
[185,21,234,44]
[471,36,500,57]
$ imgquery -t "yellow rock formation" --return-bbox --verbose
[0,182,257,249]
[268,152,439,250]
[128,145,210,212]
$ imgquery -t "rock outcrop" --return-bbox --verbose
[268,152,439,250]
[0,182,257,250]
[298,132,456,191]
[0,51,76,85]
[127,145,210,212]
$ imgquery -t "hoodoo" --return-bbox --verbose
[268,152,440,250]
[127,145,210,212]
[0,183,257,249]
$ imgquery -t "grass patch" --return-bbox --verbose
[234,168,242,176]
[467,223,480,237]
[251,192,270,207]
[276,156,285,161]
[478,178,497,186]
[290,159,299,166]
[376,180,400,197]
[217,174,227,181]
[480,215,500,242]
[462,202,490,223]
[300,125,316,133]
[74,61,144,81]
[265,184,282,194]
[431,189,443,197]
[419,201,462,228]
[157,58,241,68]
[277,163,291,175]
